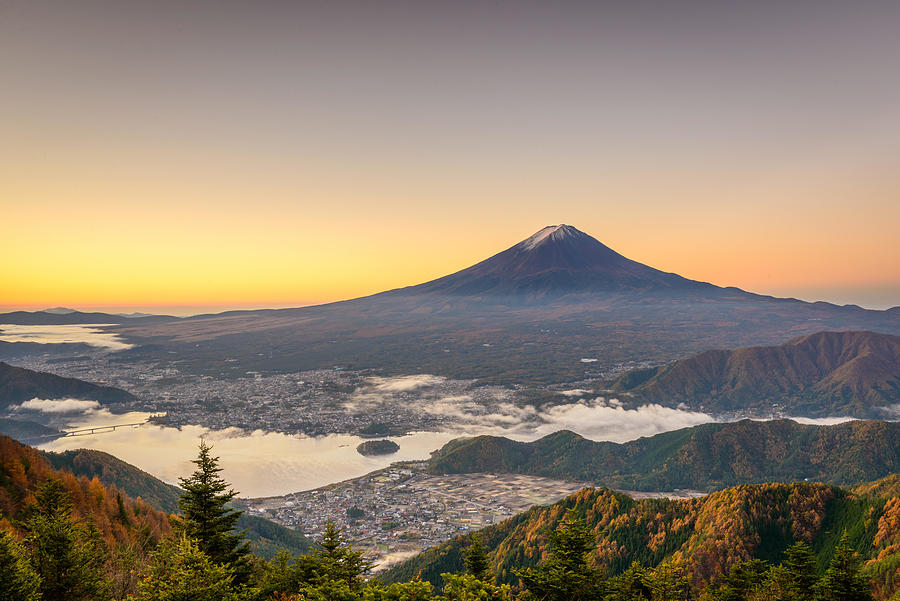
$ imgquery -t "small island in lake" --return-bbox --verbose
[356,439,400,456]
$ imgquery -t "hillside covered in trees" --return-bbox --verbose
[43,447,311,558]
[427,419,900,490]
[0,435,171,548]
[3,430,896,600]
[385,479,900,600]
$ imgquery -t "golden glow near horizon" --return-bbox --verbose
[2,2,899,311]
[3,163,898,310]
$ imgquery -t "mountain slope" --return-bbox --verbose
[0,361,138,408]
[427,419,900,490]
[383,482,900,599]
[854,474,900,499]
[0,417,61,441]
[0,434,170,549]
[43,447,312,558]
[611,331,900,416]
[402,224,725,297]
[109,225,900,385]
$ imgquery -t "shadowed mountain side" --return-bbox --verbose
[426,419,900,491]
[109,226,900,384]
[612,331,900,416]
[383,482,900,598]
[0,361,138,408]
[0,417,62,441]
[43,447,312,558]
[399,224,728,297]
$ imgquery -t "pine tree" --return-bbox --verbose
[463,534,492,582]
[178,440,251,584]
[516,512,605,601]
[23,479,111,601]
[785,542,819,601]
[133,536,236,601]
[645,561,690,601]
[707,559,769,601]
[608,562,651,601]
[0,529,41,601]
[441,572,512,600]
[310,521,372,589]
[817,533,873,601]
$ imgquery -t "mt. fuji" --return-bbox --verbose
[109,225,900,385]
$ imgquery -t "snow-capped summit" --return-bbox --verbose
[401,224,714,297]
[520,224,580,250]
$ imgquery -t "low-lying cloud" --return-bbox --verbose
[368,375,445,392]
[425,395,715,444]
[0,324,133,350]
[14,398,102,414]
[786,416,858,426]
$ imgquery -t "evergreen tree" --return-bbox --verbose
[133,536,236,601]
[441,572,512,600]
[178,440,251,583]
[23,479,111,601]
[645,561,690,601]
[608,562,652,601]
[260,548,302,597]
[785,542,820,601]
[463,534,493,582]
[0,529,41,601]
[706,559,769,601]
[309,521,373,589]
[516,512,605,601]
[362,579,434,600]
[817,534,873,601]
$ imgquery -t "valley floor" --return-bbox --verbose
[241,461,704,572]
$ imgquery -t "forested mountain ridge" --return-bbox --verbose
[44,448,182,513]
[43,447,312,558]
[855,474,900,499]
[0,435,170,549]
[611,331,900,417]
[0,361,137,408]
[427,419,900,490]
[384,481,900,599]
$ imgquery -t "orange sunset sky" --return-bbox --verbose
[2,1,899,313]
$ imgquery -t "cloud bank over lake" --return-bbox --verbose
[0,324,133,350]
[14,398,102,414]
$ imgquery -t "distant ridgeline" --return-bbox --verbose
[610,331,900,417]
[384,479,900,600]
[427,419,900,491]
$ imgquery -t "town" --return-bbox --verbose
[241,461,598,571]
[11,350,663,438]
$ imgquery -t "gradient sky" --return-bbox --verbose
[2,0,899,313]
